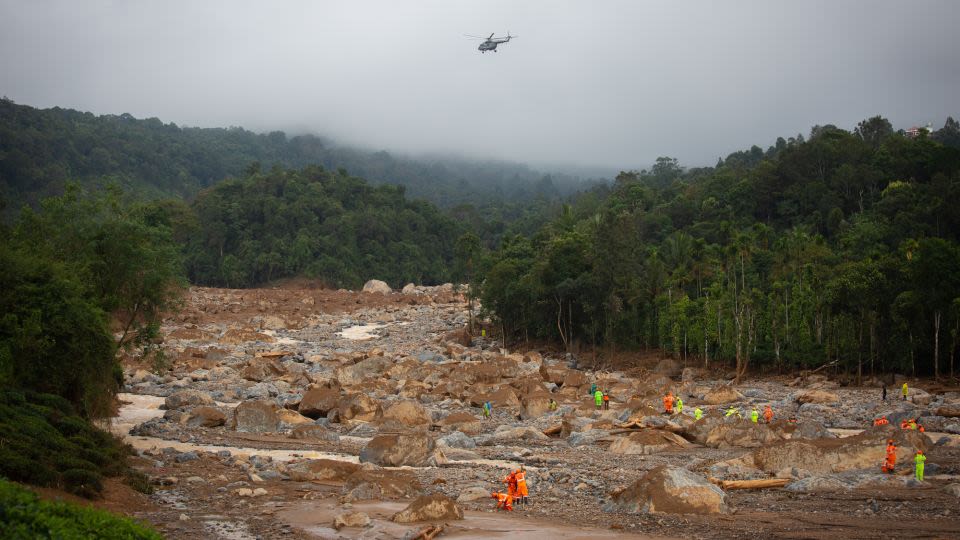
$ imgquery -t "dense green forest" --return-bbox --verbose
[151,165,461,288]
[478,117,960,380]
[0,98,597,218]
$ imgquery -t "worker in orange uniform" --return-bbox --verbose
[663,391,674,414]
[873,416,889,426]
[491,491,513,511]
[515,466,529,506]
[602,391,610,410]
[763,404,774,423]
[881,439,896,474]
[503,470,518,499]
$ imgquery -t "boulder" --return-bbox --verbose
[438,431,476,449]
[289,424,340,442]
[186,406,227,428]
[286,459,359,482]
[339,393,382,422]
[752,429,928,474]
[336,356,392,386]
[342,469,421,501]
[232,400,281,433]
[333,512,371,530]
[391,494,464,523]
[653,358,682,378]
[457,486,490,503]
[298,385,341,418]
[440,412,483,435]
[702,386,744,405]
[795,390,839,405]
[402,283,417,294]
[277,409,313,427]
[520,392,554,420]
[936,405,960,418]
[609,430,691,455]
[567,429,610,447]
[562,370,590,390]
[378,400,431,426]
[944,483,960,497]
[164,390,214,410]
[606,466,728,514]
[683,418,790,448]
[442,326,472,347]
[359,433,437,466]
[681,367,698,383]
[539,363,568,384]
[488,425,550,444]
[362,279,392,294]
[240,358,286,382]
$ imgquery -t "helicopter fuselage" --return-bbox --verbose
[478,41,498,52]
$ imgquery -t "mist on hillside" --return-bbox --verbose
[2,0,959,171]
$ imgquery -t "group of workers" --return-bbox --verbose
[491,466,529,511]
[880,438,926,481]
[484,379,930,512]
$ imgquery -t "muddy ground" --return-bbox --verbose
[76,285,960,539]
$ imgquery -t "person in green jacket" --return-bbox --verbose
[676,396,684,415]
[694,406,703,420]
[915,450,926,481]
[594,389,603,410]
[725,406,741,420]
[750,407,759,423]
[902,382,909,401]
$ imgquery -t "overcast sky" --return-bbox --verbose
[2,1,959,170]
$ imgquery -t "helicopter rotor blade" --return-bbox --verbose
[464,34,486,39]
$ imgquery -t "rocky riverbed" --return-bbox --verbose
[110,284,960,539]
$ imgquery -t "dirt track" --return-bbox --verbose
[94,285,960,539]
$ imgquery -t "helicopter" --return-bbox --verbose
[465,32,516,53]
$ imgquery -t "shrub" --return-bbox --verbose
[0,478,162,539]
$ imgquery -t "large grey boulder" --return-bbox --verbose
[362,279,392,294]
[232,400,281,432]
[359,433,439,466]
[164,390,214,410]
[391,494,463,523]
[606,466,728,514]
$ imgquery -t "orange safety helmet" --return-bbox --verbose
[887,439,894,444]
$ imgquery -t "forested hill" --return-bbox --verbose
[479,117,960,378]
[0,98,597,213]
[151,165,460,289]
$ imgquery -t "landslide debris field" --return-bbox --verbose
[110,285,960,539]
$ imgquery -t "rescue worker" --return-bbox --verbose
[725,406,740,420]
[663,392,675,414]
[483,401,492,419]
[763,404,774,423]
[515,466,529,506]
[873,416,889,426]
[902,382,908,401]
[594,388,603,410]
[676,396,684,415]
[694,406,703,420]
[750,407,759,423]
[491,491,513,511]
[881,439,896,474]
[915,450,926,481]
[548,398,558,411]
[882,385,887,401]
[590,383,597,396]
[503,470,518,499]
[603,391,610,410]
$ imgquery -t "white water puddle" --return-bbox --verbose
[336,323,386,340]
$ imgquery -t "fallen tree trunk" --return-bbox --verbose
[709,477,789,490]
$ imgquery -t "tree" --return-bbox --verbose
[855,116,894,149]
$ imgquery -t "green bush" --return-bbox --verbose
[0,478,162,539]
[0,390,133,498]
